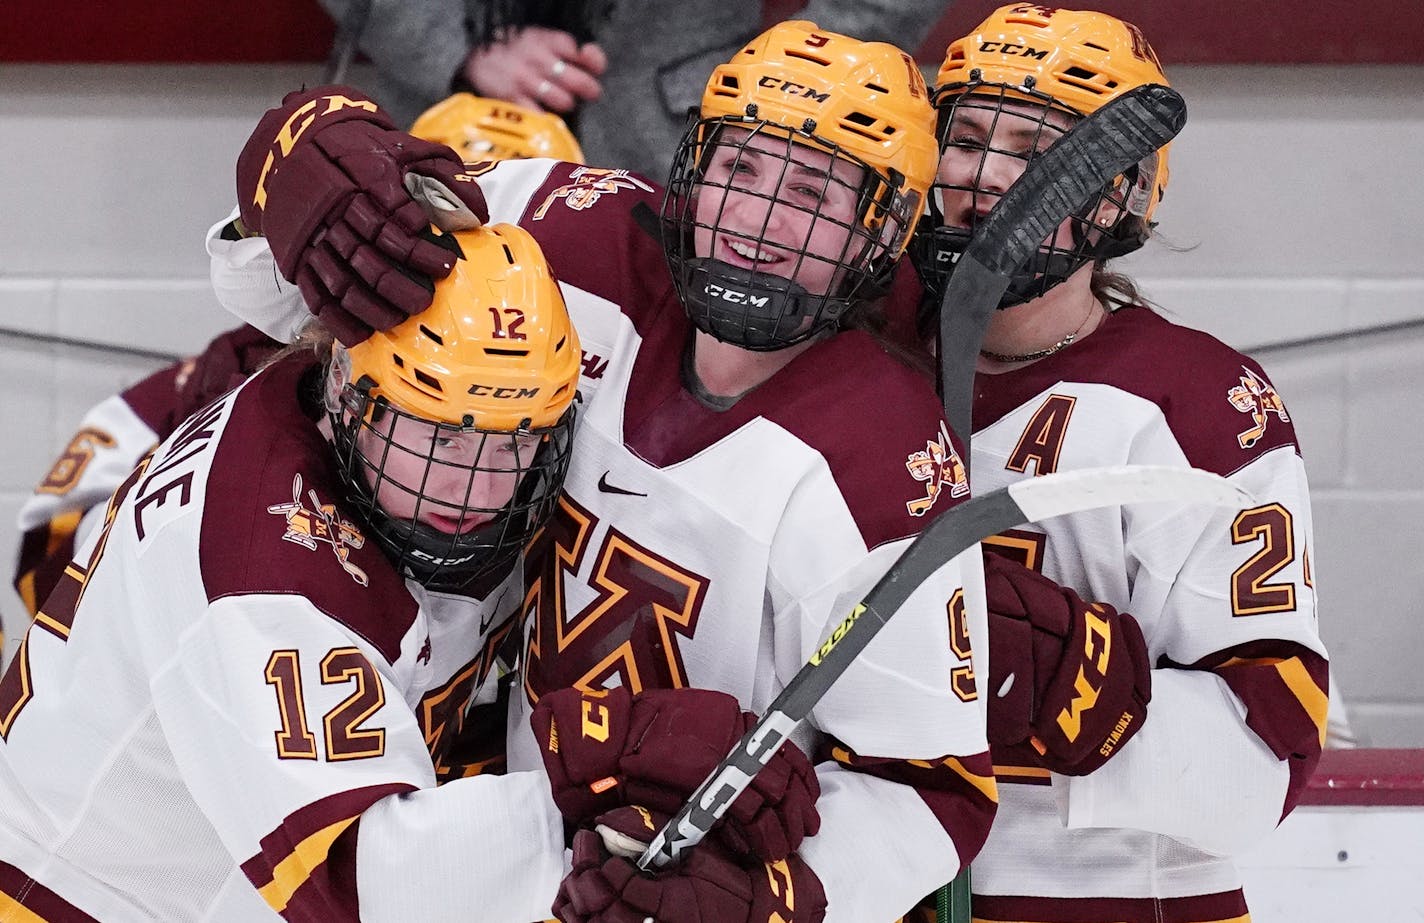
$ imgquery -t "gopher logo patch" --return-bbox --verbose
[532,167,654,220]
[267,473,369,585]
[1227,367,1289,449]
[905,423,969,517]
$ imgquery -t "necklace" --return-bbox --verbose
[979,300,1102,364]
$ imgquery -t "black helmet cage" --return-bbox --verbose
[914,74,1155,310]
[328,375,575,591]
[661,114,919,351]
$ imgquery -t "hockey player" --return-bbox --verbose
[11,94,584,636]
[206,22,996,922]
[0,224,658,921]
[912,7,1330,921]
[11,325,279,625]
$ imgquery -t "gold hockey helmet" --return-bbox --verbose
[411,93,586,164]
[663,21,939,349]
[936,5,1171,223]
[328,223,579,588]
[343,223,581,431]
[915,6,1174,309]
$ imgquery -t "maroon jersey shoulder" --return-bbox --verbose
[121,325,280,439]
[975,306,1302,475]
[174,324,281,426]
[118,360,187,437]
[198,356,416,664]
[769,332,967,548]
[620,321,964,550]
[880,260,931,354]
[514,159,672,329]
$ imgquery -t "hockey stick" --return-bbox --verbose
[931,82,1185,923]
[629,83,1192,883]
[937,83,1188,455]
[637,464,1250,870]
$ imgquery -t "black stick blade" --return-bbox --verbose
[970,83,1188,275]
[938,83,1187,448]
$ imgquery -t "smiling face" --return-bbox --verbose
[933,96,1078,240]
[692,127,870,298]
[916,87,1144,309]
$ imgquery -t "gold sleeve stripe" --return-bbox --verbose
[833,748,998,803]
[905,756,998,803]
[992,764,1051,780]
[256,816,358,913]
[0,893,48,923]
[32,611,70,639]
[1274,657,1329,750]
[45,511,83,555]
[16,570,36,616]
[942,756,998,803]
[16,510,85,615]
[1217,655,1284,669]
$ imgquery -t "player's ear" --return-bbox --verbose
[1089,195,1125,233]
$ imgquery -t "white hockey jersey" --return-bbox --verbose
[0,357,566,922]
[12,325,276,623]
[966,306,1328,923]
[205,158,999,922]
[483,159,997,922]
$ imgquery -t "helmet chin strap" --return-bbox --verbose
[325,386,552,592]
[381,511,522,588]
[679,258,852,351]
[922,223,1090,311]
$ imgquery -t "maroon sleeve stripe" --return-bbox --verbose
[824,743,997,872]
[0,859,102,922]
[240,782,414,921]
[1168,640,1329,820]
[13,510,83,617]
[972,888,1248,923]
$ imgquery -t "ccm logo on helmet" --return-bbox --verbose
[467,384,541,399]
[756,76,830,104]
[978,42,1050,60]
[706,284,770,308]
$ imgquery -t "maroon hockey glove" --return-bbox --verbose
[531,686,820,861]
[552,806,827,923]
[235,85,490,345]
[983,551,1151,775]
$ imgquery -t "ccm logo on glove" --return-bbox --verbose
[1055,604,1113,743]
[983,550,1151,775]
[251,93,379,212]
[533,686,820,861]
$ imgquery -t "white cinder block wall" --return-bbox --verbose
[2,63,1422,743]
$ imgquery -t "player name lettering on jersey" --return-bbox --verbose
[131,398,228,542]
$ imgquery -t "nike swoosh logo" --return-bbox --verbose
[597,472,647,497]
